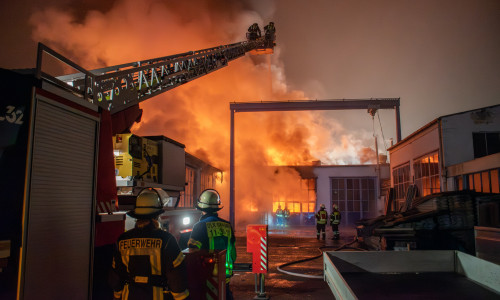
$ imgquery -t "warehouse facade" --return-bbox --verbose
[388,104,500,210]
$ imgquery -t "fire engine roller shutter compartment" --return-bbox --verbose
[22,89,98,299]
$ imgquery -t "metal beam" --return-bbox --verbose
[230,98,400,113]
[229,98,402,228]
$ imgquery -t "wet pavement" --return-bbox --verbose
[230,225,358,299]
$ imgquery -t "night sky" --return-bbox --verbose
[1,0,499,158]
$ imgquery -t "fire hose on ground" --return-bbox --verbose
[276,236,367,279]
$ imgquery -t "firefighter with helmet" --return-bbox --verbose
[315,203,328,240]
[110,188,190,300]
[188,189,237,300]
[264,22,276,39]
[330,204,342,240]
[247,22,261,40]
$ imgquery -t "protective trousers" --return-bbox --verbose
[316,224,326,240]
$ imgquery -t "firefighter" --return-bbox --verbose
[247,23,261,40]
[188,189,237,300]
[330,204,342,240]
[283,206,290,227]
[275,204,284,228]
[315,204,328,240]
[264,22,276,38]
[110,188,190,300]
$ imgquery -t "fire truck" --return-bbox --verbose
[0,25,275,299]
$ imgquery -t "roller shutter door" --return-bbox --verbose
[23,97,98,300]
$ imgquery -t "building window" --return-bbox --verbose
[473,132,500,158]
[457,168,500,193]
[414,152,440,197]
[492,169,500,193]
[302,178,316,213]
[331,177,376,220]
[200,171,217,192]
[456,176,463,190]
[392,163,410,206]
[179,166,195,207]
[272,178,316,213]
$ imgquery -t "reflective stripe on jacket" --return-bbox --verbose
[111,221,189,300]
[330,211,341,225]
[316,210,328,225]
[187,212,237,279]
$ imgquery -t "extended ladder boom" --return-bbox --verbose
[44,33,275,113]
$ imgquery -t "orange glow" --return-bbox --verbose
[30,0,383,227]
[249,203,259,212]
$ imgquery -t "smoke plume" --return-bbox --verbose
[30,0,379,227]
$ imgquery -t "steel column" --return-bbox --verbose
[395,104,402,142]
[230,108,235,226]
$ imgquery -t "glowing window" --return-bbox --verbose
[414,152,440,197]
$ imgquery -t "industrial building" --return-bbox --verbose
[389,104,500,209]
[267,163,390,228]
[314,163,391,226]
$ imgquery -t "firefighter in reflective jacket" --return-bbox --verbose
[315,204,328,240]
[188,189,237,300]
[330,204,342,240]
[110,189,190,300]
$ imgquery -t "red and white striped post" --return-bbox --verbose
[247,224,269,300]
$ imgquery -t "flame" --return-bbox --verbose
[30,0,382,227]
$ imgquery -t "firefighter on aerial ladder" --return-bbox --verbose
[315,204,328,240]
[188,189,237,300]
[110,189,190,300]
[247,23,262,40]
[264,22,276,39]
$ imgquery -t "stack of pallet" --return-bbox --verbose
[437,193,475,230]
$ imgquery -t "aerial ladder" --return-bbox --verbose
[48,31,275,113]
[0,24,275,299]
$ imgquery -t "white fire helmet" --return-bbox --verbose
[196,189,223,212]
[127,188,164,219]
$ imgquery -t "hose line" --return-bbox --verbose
[276,237,366,279]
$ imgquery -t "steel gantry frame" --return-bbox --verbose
[228,98,401,226]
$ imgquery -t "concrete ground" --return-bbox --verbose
[230,225,358,299]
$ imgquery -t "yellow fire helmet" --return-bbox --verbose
[127,188,164,219]
[196,189,223,212]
